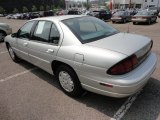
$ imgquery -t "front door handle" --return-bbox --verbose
[46,49,54,53]
[23,43,28,47]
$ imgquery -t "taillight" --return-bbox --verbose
[132,16,136,19]
[107,55,138,75]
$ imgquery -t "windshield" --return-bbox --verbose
[62,16,118,44]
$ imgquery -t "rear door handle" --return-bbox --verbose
[46,49,54,53]
[23,43,28,47]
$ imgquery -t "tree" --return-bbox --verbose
[40,5,44,11]
[13,8,19,13]
[22,6,28,13]
[31,5,37,12]
[46,5,50,11]
[51,5,56,10]
[0,6,5,14]
[86,0,90,10]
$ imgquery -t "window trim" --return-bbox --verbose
[30,20,60,46]
[17,20,37,40]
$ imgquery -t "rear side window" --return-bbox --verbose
[33,21,52,42]
[62,16,118,43]
[50,24,60,44]
[18,21,35,39]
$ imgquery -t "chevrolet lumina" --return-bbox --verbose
[5,15,157,98]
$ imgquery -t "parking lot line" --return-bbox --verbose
[110,90,142,120]
[0,67,37,83]
[0,51,8,55]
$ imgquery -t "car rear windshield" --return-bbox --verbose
[114,11,125,16]
[136,11,149,15]
[62,16,118,44]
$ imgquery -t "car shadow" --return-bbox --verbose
[122,77,160,120]
[17,61,127,118]
[18,61,160,119]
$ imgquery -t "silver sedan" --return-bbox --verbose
[0,23,12,42]
[5,15,157,98]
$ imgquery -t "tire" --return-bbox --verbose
[56,65,84,97]
[7,44,21,62]
[154,18,157,23]
[0,31,6,42]
[112,21,115,24]
[133,22,136,25]
[148,19,151,25]
[123,19,126,23]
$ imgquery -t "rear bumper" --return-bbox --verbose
[132,19,148,23]
[80,53,157,98]
[111,18,123,22]
[6,27,12,35]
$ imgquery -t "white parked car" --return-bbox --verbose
[5,16,157,98]
[158,12,160,18]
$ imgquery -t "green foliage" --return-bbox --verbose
[31,5,37,12]
[22,6,28,13]
[0,0,65,13]
[46,5,50,11]
[13,8,19,13]
[0,6,5,14]
[51,5,56,10]
[40,5,44,11]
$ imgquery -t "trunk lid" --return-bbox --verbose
[86,33,151,56]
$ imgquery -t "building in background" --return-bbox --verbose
[111,0,160,9]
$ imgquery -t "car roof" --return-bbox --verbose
[30,15,86,22]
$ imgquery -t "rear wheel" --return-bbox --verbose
[133,22,136,25]
[123,19,126,23]
[56,65,84,97]
[148,19,151,25]
[112,21,115,24]
[7,44,20,62]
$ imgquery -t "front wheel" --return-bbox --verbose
[56,65,84,97]
[7,44,20,62]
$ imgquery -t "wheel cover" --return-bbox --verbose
[59,71,74,92]
[8,47,15,59]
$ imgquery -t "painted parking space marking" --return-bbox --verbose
[110,90,142,120]
[0,51,8,55]
[0,67,37,83]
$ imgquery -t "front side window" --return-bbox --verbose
[33,21,52,42]
[62,16,118,43]
[18,21,35,39]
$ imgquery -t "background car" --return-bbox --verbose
[111,11,131,23]
[68,10,81,15]
[93,10,112,21]
[6,14,13,19]
[147,7,160,16]
[25,12,40,19]
[132,10,157,25]
[5,16,157,98]
[158,11,160,18]
[0,23,12,42]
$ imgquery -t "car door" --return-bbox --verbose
[28,20,61,74]
[15,21,35,61]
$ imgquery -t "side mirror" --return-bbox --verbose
[11,33,17,38]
